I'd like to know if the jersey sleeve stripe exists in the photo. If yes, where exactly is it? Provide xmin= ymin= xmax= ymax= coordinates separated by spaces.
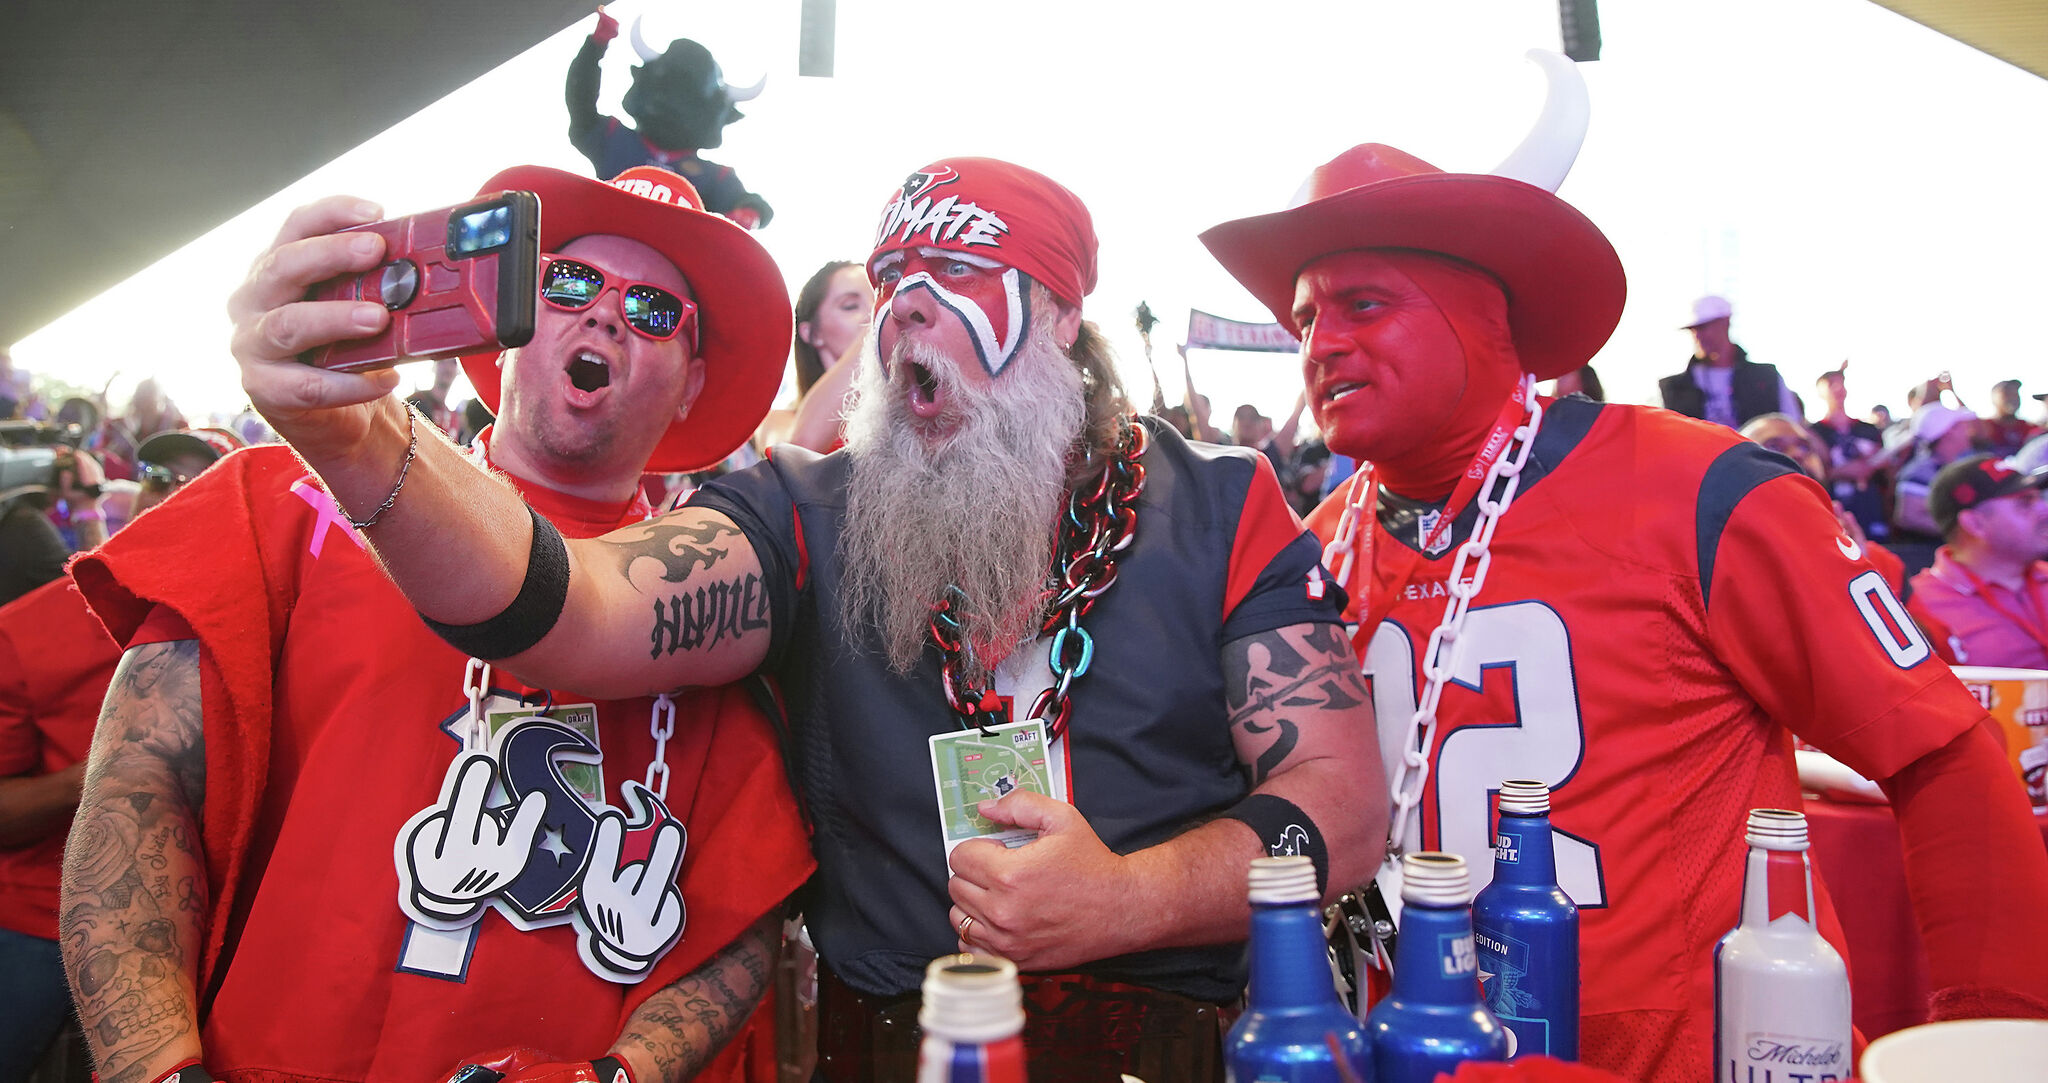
xmin=1696 ymin=443 xmax=1799 ymax=610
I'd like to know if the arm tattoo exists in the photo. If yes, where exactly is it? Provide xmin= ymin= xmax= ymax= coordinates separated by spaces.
xmin=1224 ymin=624 xmax=1367 ymax=786
xmin=648 ymin=575 xmax=770 ymax=658
xmin=615 ymin=912 xmax=778 ymax=1083
xmin=62 ymin=640 xmax=207 ymax=1083
xmin=593 ymin=516 xmax=773 ymax=659
xmin=597 ymin=517 xmax=744 ymax=585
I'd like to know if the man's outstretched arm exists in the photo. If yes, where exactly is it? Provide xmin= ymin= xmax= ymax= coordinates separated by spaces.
xmin=62 ymin=640 xmax=207 ymax=1083
xmin=228 ymin=197 xmax=772 ymax=698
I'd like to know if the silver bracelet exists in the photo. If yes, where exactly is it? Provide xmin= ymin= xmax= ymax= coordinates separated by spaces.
xmin=344 ymin=405 xmax=418 ymax=530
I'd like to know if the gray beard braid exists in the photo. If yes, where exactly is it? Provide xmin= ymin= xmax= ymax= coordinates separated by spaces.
xmin=839 ymin=310 xmax=1087 ymax=680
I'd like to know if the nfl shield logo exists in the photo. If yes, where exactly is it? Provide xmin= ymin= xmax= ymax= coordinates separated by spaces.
xmin=1418 ymin=509 xmax=1453 ymax=555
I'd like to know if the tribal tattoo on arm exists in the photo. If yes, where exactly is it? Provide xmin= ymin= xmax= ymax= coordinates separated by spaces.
xmin=590 ymin=513 xmax=772 ymax=661
xmin=1223 ymin=623 xmax=1371 ymax=786
xmin=61 ymin=640 xmax=208 ymax=1083
xmin=612 ymin=909 xmax=780 ymax=1083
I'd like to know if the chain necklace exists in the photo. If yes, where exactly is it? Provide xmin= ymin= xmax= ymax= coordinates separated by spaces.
xmin=929 ymin=414 xmax=1148 ymax=742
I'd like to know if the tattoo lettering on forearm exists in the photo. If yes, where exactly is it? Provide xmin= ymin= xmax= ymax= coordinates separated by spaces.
xmin=1225 ymin=624 xmax=1370 ymax=785
xmin=601 ymin=518 xmax=743 ymax=584
xmin=649 ymin=574 xmax=770 ymax=658
xmin=617 ymin=915 xmax=777 ymax=1083
xmin=62 ymin=640 xmax=207 ymax=1083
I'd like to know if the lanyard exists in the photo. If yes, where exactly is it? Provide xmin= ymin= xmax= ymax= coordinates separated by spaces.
xmin=1349 ymin=380 xmax=1535 ymax=637
xmin=1949 ymin=561 xmax=2048 ymax=654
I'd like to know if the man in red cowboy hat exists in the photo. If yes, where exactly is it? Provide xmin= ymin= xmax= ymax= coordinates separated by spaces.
xmin=1200 ymin=123 xmax=2048 ymax=1078
xmin=61 ymin=165 xmax=813 ymax=1083
xmin=226 ymin=155 xmax=1383 ymax=1081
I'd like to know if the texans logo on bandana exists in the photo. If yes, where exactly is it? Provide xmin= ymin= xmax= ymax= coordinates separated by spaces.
xmin=901 ymin=165 xmax=959 ymax=202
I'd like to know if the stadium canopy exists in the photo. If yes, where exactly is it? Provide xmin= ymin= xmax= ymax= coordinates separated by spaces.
xmin=0 ymin=0 xmax=592 ymax=347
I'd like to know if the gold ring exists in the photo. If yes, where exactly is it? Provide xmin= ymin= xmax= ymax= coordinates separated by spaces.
xmin=957 ymin=914 xmax=976 ymax=942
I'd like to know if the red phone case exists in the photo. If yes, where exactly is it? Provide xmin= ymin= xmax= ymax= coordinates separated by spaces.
xmin=301 ymin=191 xmax=540 ymax=373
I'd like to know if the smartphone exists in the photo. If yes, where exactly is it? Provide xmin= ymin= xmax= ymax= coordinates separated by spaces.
xmin=301 ymin=190 xmax=540 ymax=373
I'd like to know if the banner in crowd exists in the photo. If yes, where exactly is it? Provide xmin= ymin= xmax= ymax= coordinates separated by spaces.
xmin=1186 ymin=310 xmax=1299 ymax=353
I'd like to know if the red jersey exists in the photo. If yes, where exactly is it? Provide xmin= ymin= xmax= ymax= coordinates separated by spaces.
xmin=1308 ymin=398 xmax=1981 ymax=1082
xmin=0 ymin=577 xmax=121 ymax=939
xmin=71 ymin=445 xmax=813 ymax=1083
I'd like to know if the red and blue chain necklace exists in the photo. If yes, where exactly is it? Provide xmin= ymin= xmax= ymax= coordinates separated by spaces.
xmin=928 ymin=415 xmax=1147 ymax=741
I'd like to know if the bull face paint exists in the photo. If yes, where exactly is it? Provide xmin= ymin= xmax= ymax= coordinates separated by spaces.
xmin=873 ymin=247 xmax=1031 ymax=377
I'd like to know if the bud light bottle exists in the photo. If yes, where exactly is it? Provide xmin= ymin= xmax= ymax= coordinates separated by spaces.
xmin=1367 ymin=852 xmax=1510 ymax=1083
xmin=1225 ymin=855 xmax=1369 ymax=1082
xmin=1471 ymin=780 xmax=1579 ymax=1060
xmin=917 ymin=952 xmax=1028 ymax=1083
xmin=1713 ymin=809 xmax=1851 ymax=1083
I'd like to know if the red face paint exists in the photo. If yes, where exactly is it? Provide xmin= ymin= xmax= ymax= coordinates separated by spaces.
xmin=873 ymin=248 xmax=1030 ymax=376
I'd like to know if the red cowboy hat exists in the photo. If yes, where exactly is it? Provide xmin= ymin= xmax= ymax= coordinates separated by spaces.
xmin=1198 ymin=143 xmax=1625 ymax=381
xmin=460 ymin=165 xmax=790 ymax=473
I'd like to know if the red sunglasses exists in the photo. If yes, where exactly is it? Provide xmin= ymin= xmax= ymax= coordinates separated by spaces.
xmin=540 ymin=255 xmax=698 ymax=350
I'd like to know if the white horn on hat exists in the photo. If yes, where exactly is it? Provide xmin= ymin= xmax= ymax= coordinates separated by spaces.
xmin=629 ymin=15 xmax=661 ymax=63
xmin=724 ymin=74 xmax=767 ymax=103
xmin=1489 ymin=48 xmax=1590 ymax=194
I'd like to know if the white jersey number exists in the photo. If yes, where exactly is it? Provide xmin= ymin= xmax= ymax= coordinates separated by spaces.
xmin=1848 ymin=569 xmax=1932 ymax=668
xmin=1363 ymin=601 xmax=1606 ymax=905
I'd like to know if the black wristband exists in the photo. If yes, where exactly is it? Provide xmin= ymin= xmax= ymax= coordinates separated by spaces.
xmin=1223 ymin=793 xmax=1329 ymax=897
xmin=590 ymin=1056 xmax=632 ymax=1083
xmin=153 ymin=1062 xmax=219 ymax=1083
xmin=421 ymin=504 xmax=570 ymax=661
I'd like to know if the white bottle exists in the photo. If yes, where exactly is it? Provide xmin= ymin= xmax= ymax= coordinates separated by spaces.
xmin=1713 ymin=809 xmax=1852 ymax=1083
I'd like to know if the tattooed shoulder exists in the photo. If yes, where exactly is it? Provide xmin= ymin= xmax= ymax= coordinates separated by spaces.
xmin=1222 ymin=623 xmax=1369 ymax=785
xmin=98 ymin=639 xmax=205 ymax=811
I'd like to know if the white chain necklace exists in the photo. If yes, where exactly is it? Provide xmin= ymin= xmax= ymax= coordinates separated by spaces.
xmin=1326 ymin=375 xmax=1546 ymax=863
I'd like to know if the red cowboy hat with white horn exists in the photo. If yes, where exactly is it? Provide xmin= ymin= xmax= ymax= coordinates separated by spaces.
xmin=1199 ymin=50 xmax=1625 ymax=381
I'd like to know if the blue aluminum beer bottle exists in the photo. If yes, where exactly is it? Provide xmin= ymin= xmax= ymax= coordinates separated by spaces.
xmin=1367 ymin=852 xmax=1510 ymax=1083
xmin=1471 ymin=779 xmax=1579 ymax=1060
xmin=1225 ymin=855 xmax=1370 ymax=1082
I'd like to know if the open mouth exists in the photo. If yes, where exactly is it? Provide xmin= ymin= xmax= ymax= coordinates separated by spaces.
xmin=906 ymin=360 xmax=942 ymax=417
xmin=1323 ymin=380 xmax=1367 ymax=405
xmin=567 ymin=351 xmax=611 ymax=393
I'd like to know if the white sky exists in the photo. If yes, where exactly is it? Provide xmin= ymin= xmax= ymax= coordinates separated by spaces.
xmin=14 ymin=0 xmax=2048 ymax=430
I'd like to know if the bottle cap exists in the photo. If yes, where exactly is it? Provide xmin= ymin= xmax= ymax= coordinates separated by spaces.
xmin=1247 ymin=854 xmax=1319 ymax=905
xmin=1744 ymin=808 xmax=1809 ymax=852
xmin=919 ymin=952 xmax=1024 ymax=1043
xmin=1498 ymin=779 xmax=1551 ymax=815
xmin=1400 ymin=851 xmax=1471 ymax=906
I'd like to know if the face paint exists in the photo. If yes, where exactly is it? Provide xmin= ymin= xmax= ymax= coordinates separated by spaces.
xmin=873 ymin=247 xmax=1031 ymax=377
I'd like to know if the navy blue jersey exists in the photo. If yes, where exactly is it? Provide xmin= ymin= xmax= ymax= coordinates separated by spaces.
xmin=691 ymin=417 xmax=1341 ymax=1000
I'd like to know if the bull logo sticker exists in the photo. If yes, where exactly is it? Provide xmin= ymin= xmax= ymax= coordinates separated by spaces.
xmin=395 ymin=716 xmax=687 ymax=983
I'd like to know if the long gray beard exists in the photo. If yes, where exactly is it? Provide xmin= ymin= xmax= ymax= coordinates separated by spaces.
xmin=839 ymin=320 xmax=1086 ymax=680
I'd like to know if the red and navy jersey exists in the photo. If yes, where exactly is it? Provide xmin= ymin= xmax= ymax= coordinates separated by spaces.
xmin=0 ymin=577 xmax=121 ymax=940
xmin=1308 ymin=397 xmax=1980 ymax=1082
xmin=71 ymin=446 xmax=812 ymax=1083
xmin=691 ymin=416 xmax=1340 ymax=1003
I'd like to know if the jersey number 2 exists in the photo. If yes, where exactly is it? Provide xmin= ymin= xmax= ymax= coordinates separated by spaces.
xmin=1363 ymin=601 xmax=1606 ymax=905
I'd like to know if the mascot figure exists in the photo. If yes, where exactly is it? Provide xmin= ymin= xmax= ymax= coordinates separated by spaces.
xmin=567 ymin=9 xmax=773 ymax=228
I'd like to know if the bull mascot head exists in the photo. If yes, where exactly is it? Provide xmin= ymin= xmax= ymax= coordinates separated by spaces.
xmin=568 ymin=12 xmax=773 ymax=228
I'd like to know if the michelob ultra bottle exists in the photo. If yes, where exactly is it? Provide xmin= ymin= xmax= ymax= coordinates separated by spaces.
xmin=1471 ymin=779 xmax=1579 ymax=1060
xmin=1713 ymin=809 xmax=1851 ymax=1083
xmin=917 ymin=952 xmax=1028 ymax=1083
xmin=1367 ymin=852 xmax=1511 ymax=1083
xmin=1224 ymin=855 xmax=1370 ymax=1082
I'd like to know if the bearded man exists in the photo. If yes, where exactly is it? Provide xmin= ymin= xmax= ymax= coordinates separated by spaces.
xmin=232 ymin=157 xmax=1384 ymax=1083
xmin=1198 ymin=58 xmax=2048 ymax=1082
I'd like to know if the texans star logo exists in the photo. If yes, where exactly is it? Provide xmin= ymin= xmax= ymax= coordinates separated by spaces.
xmin=900 ymin=165 xmax=959 ymax=202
